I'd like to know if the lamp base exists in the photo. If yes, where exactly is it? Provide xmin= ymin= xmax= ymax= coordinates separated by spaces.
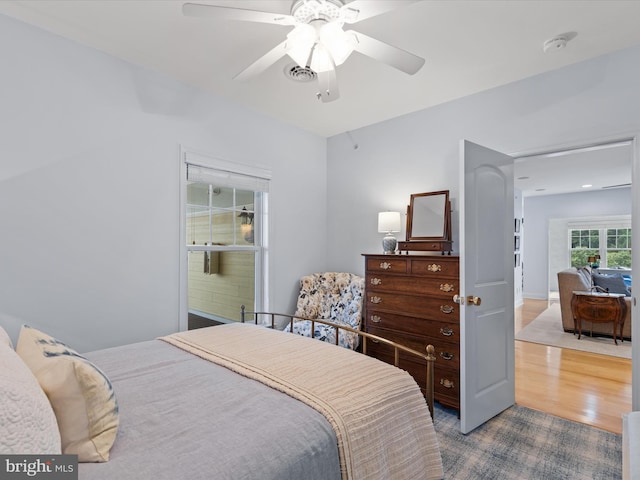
xmin=382 ymin=234 xmax=397 ymax=254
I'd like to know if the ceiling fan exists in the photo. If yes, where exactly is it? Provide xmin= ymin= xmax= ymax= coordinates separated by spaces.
xmin=182 ymin=0 xmax=425 ymax=103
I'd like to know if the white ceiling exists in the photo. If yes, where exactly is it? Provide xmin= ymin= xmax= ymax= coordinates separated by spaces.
xmin=0 ymin=0 xmax=636 ymax=195
xmin=514 ymin=140 xmax=633 ymax=198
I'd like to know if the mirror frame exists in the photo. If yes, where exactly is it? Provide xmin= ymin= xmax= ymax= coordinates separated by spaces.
xmin=406 ymin=190 xmax=451 ymax=241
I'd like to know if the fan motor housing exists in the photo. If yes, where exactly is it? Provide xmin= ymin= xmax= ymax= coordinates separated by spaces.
xmin=291 ymin=0 xmax=344 ymax=24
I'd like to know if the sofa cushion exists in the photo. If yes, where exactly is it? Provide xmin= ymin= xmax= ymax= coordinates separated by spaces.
xmin=593 ymin=272 xmax=630 ymax=295
xmin=576 ymin=266 xmax=592 ymax=286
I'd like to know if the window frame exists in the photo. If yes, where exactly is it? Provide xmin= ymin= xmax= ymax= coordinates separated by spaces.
xmin=179 ymin=147 xmax=270 ymax=331
xmin=568 ymin=216 xmax=632 ymax=269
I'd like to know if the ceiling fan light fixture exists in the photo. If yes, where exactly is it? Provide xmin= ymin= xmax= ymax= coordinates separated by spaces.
xmin=319 ymin=22 xmax=356 ymax=66
xmin=310 ymin=43 xmax=334 ymax=72
xmin=286 ymin=24 xmax=316 ymax=66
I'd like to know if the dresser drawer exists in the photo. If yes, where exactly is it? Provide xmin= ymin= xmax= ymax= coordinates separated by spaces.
xmin=366 ymin=292 xmax=459 ymax=321
xmin=366 ymin=273 xmax=458 ymax=297
xmin=367 ymin=348 xmax=459 ymax=403
xmin=366 ymin=325 xmax=460 ymax=369
xmin=366 ymin=310 xmax=459 ymax=344
xmin=410 ymin=257 xmax=459 ymax=277
xmin=365 ymin=256 xmax=408 ymax=274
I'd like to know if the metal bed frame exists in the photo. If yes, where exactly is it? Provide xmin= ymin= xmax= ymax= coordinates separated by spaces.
xmin=240 ymin=305 xmax=437 ymax=419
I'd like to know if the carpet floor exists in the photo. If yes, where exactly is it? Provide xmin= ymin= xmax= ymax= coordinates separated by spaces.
xmin=433 ymin=403 xmax=622 ymax=479
xmin=515 ymin=303 xmax=631 ymax=359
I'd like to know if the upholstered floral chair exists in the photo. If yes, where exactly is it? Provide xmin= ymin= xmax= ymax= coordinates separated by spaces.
xmin=284 ymin=272 xmax=364 ymax=350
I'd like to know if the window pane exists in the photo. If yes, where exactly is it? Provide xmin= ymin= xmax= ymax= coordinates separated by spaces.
xmin=187 ymin=250 xmax=255 ymax=322
xmin=187 ymin=182 xmax=209 ymax=207
xmin=210 ymin=186 xmax=234 ymax=209
xmin=187 ymin=207 xmax=210 ymax=245
xmin=571 ymin=250 xmax=598 ymax=268
xmin=607 ymin=250 xmax=632 ymax=268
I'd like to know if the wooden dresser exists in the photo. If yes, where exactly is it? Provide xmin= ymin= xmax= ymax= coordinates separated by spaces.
xmin=362 ymin=254 xmax=460 ymax=412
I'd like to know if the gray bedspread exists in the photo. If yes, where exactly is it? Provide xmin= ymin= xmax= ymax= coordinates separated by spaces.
xmin=79 ymin=339 xmax=341 ymax=480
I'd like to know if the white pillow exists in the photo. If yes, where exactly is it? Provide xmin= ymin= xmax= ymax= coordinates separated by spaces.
xmin=16 ymin=325 xmax=119 ymax=462
xmin=0 ymin=340 xmax=61 ymax=454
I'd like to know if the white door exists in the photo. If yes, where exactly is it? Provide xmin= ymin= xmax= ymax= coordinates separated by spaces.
xmin=459 ymin=140 xmax=515 ymax=433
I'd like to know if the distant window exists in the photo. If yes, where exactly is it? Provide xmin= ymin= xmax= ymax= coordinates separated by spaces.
xmin=569 ymin=221 xmax=631 ymax=268
xmin=606 ymin=228 xmax=632 ymax=268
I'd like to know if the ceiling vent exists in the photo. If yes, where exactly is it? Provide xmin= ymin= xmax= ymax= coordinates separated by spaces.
xmin=284 ymin=64 xmax=317 ymax=82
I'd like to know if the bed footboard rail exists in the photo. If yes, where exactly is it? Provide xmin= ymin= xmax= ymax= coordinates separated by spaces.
xmin=240 ymin=305 xmax=436 ymax=419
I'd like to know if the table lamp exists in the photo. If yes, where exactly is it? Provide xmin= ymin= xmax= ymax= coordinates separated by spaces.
xmin=378 ymin=211 xmax=401 ymax=254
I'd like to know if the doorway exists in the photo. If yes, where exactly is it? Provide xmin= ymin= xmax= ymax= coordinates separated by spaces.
xmin=512 ymin=138 xmax=634 ymax=432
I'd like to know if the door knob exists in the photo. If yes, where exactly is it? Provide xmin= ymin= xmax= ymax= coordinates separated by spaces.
xmin=452 ymin=294 xmax=463 ymax=304
xmin=467 ymin=295 xmax=482 ymax=306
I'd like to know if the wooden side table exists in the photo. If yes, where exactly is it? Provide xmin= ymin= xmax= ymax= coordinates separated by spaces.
xmin=571 ymin=291 xmax=627 ymax=345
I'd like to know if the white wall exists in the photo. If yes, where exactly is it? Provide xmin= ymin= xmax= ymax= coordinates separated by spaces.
xmin=326 ymin=43 xmax=640 ymax=278
xmin=523 ymin=188 xmax=632 ymax=299
xmin=0 ymin=15 xmax=328 ymax=351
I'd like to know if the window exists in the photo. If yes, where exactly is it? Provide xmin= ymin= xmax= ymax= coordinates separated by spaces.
xmin=569 ymin=219 xmax=631 ymax=268
xmin=181 ymin=150 xmax=270 ymax=329
xmin=607 ymin=228 xmax=632 ymax=268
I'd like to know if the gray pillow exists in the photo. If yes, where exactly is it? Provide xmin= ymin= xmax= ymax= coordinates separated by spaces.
xmin=576 ymin=267 xmax=592 ymax=286
xmin=592 ymin=272 xmax=630 ymax=295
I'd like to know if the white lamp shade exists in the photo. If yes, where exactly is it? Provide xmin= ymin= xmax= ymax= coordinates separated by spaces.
xmin=378 ymin=211 xmax=401 ymax=233
xmin=286 ymin=24 xmax=316 ymax=67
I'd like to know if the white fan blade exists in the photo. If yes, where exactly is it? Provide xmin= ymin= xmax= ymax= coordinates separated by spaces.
xmin=348 ymin=30 xmax=425 ymax=75
xmin=183 ymin=3 xmax=296 ymax=26
xmin=234 ymin=39 xmax=289 ymax=81
xmin=316 ymin=67 xmax=339 ymax=103
xmin=341 ymin=0 xmax=421 ymax=24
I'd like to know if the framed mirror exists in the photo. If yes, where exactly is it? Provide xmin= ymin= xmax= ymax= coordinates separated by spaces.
xmin=400 ymin=190 xmax=452 ymax=254
xmin=407 ymin=190 xmax=450 ymax=240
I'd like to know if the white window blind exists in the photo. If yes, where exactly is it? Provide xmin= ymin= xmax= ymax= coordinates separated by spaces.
xmin=187 ymin=164 xmax=270 ymax=192
xmin=567 ymin=215 xmax=630 ymax=230
xmin=184 ymin=150 xmax=271 ymax=192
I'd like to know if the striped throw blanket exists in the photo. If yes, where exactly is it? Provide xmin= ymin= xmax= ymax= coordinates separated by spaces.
xmin=161 ymin=323 xmax=443 ymax=480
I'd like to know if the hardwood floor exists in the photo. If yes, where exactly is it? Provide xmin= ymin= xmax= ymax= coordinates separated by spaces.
xmin=515 ymin=298 xmax=632 ymax=434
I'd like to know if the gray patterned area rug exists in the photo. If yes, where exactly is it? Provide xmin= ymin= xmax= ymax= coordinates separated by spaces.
xmin=433 ymin=403 xmax=622 ymax=479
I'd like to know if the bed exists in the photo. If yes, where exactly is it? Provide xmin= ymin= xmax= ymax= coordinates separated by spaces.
xmin=2 ymin=320 xmax=443 ymax=480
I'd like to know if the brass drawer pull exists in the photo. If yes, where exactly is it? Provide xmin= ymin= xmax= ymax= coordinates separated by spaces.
xmin=370 ymin=277 xmax=382 ymax=285
xmin=371 ymin=338 xmax=380 ymax=344
xmin=427 ymin=264 xmax=441 ymax=272
xmin=440 ymin=327 xmax=454 ymax=337
xmin=370 ymin=315 xmax=382 ymax=323
xmin=439 ymin=352 xmax=454 ymax=361
xmin=370 ymin=296 xmax=382 ymax=304
xmin=379 ymin=262 xmax=392 ymax=270
xmin=440 ymin=378 xmax=455 ymax=389
xmin=440 ymin=305 xmax=454 ymax=314
xmin=440 ymin=283 xmax=455 ymax=292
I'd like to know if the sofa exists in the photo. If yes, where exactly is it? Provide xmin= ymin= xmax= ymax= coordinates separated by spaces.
xmin=557 ymin=267 xmax=632 ymax=340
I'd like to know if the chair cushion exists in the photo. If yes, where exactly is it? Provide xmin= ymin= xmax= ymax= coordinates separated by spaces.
xmin=16 ymin=325 xmax=119 ymax=462
xmin=290 ymin=319 xmax=360 ymax=350
xmin=289 ymin=272 xmax=364 ymax=349
xmin=593 ymin=272 xmax=631 ymax=295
